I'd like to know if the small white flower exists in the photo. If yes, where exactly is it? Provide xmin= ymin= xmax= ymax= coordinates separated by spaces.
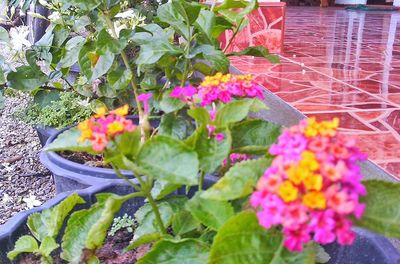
xmin=115 ymin=9 xmax=136 ymax=19
xmin=2 ymin=193 xmax=12 ymax=204
xmin=23 ymin=194 xmax=42 ymax=209
xmin=48 ymin=11 xmax=61 ymax=22
xmin=9 ymin=26 xmax=31 ymax=51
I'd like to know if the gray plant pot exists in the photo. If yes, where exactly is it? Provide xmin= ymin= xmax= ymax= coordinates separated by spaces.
xmin=0 ymin=180 xmax=399 ymax=264
xmin=0 ymin=178 xmax=217 ymax=263
xmin=35 ymin=125 xmax=59 ymax=147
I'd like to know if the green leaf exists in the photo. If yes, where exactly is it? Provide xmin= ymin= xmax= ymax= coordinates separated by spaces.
xmin=172 ymin=210 xmax=200 ymax=235
xmin=159 ymin=91 xmax=185 ymax=113
xmin=193 ymin=62 xmax=214 ymax=76
xmin=61 ymin=194 xmax=127 ymax=264
xmin=97 ymin=29 xmax=127 ymax=55
xmin=214 ymin=0 xmax=248 ymax=11
xmin=60 ymin=36 xmax=85 ymax=68
xmin=38 ymin=236 xmax=59 ymax=256
xmin=7 ymin=235 xmax=39 ymax=260
xmin=172 ymin=0 xmax=202 ymax=25
xmin=231 ymin=119 xmax=281 ymax=155
xmin=159 ymin=113 xmax=191 ymax=140
xmin=136 ymin=136 xmax=199 ymax=186
xmin=151 ymin=180 xmax=181 ymax=200
xmin=202 ymin=158 xmax=272 ymax=201
xmin=79 ymin=42 xmax=114 ymax=82
xmin=44 ymin=127 xmax=96 ymax=154
xmin=195 ymin=9 xmax=216 ymax=45
xmin=125 ymin=233 xmax=162 ymax=252
xmin=27 ymin=193 xmax=85 ymax=241
xmin=134 ymin=202 xmax=173 ymax=239
xmin=209 ymin=211 xmax=281 ymax=263
xmin=217 ymin=0 xmax=258 ymax=24
xmin=157 ymin=2 xmax=189 ymax=39
xmin=187 ymin=108 xmax=211 ymax=127
xmin=355 ymin=180 xmax=400 ymax=238
xmin=215 ymin=99 xmax=255 ymax=126
xmin=137 ymin=238 xmax=209 ymax=264
xmin=7 ymin=66 xmax=48 ymax=91
xmin=107 ymin=67 xmax=132 ymax=90
xmin=227 ymin=46 xmax=280 ymax=63
xmin=194 ymin=127 xmax=231 ymax=174
xmin=190 ymin=45 xmax=229 ymax=73
xmin=136 ymin=41 xmax=182 ymax=65
xmin=104 ymin=128 xmax=141 ymax=168
xmin=33 ymin=90 xmax=61 ymax=108
xmin=315 ymin=243 xmax=331 ymax=263
xmin=186 ymin=194 xmax=234 ymax=231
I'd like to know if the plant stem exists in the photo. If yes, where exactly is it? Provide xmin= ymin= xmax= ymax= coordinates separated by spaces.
xmin=270 ymin=239 xmax=284 ymax=264
xmin=223 ymin=18 xmax=245 ymax=53
xmin=199 ymin=171 xmax=205 ymax=191
xmin=147 ymin=193 xmax=167 ymax=235
xmin=103 ymin=12 xmax=147 ymax=142
xmin=112 ymin=165 xmax=142 ymax=191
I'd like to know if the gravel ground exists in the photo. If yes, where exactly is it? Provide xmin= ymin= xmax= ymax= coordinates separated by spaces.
xmin=0 ymin=94 xmax=55 ymax=225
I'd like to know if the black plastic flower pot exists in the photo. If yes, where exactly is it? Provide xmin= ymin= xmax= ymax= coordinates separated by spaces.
xmin=40 ymin=116 xmax=160 ymax=194
xmin=0 ymin=179 xmax=399 ymax=263
xmin=35 ymin=125 xmax=59 ymax=147
xmin=0 ymin=177 xmax=218 ymax=263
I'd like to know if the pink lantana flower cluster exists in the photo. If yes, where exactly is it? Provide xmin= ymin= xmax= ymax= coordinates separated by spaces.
xmin=77 ymin=105 xmax=136 ymax=152
xmin=170 ymin=73 xmax=264 ymax=106
xmin=250 ymin=118 xmax=367 ymax=252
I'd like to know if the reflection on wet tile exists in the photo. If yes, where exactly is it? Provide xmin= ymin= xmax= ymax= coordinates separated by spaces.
xmin=231 ymin=7 xmax=400 ymax=178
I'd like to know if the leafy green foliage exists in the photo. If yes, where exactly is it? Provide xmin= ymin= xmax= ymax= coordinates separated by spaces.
xmin=202 ymin=158 xmax=272 ymax=201
xmin=7 ymin=236 xmax=39 ymax=260
xmin=227 ymin=46 xmax=280 ymax=63
xmin=22 ymin=92 xmax=94 ymax=129
xmin=209 ymin=211 xmax=314 ymax=264
xmin=159 ymin=113 xmax=193 ymax=140
xmin=193 ymin=127 xmax=231 ymax=174
xmin=61 ymin=194 xmax=128 ymax=263
xmin=186 ymin=194 xmax=234 ymax=231
xmin=137 ymin=238 xmax=210 ymax=264
xmin=231 ymin=119 xmax=282 ymax=154
xmin=215 ymin=99 xmax=266 ymax=126
xmin=44 ymin=127 xmax=95 ymax=154
xmin=136 ymin=136 xmax=199 ymax=185
xmin=172 ymin=210 xmax=200 ymax=235
xmin=109 ymin=213 xmax=136 ymax=236
xmin=355 ymin=180 xmax=400 ymax=238
xmin=7 ymin=66 xmax=48 ymax=92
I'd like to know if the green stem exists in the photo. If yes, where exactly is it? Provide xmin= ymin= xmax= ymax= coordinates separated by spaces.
xmin=199 ymin=171 xmax=205 ymax=191
xmin=270 ymin=239 xmax=284 ymax=264
xmin=147 ymin=193 xmax=167 ymax=235
xmin=223 ymin=18 xmax=245 ymax=53
xmin=103 ymin=11 xmax=147 ymax=142
xmin=112 ymin=165 xmax=142 ymax=191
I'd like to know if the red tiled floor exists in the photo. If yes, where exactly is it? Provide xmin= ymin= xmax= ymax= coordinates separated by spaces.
xmin=232 ymin=7 xmax=400 ymax=179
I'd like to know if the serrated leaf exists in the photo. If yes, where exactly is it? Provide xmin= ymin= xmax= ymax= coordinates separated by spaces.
xmin=7 ymin=235 xmax=39 ymax=260
xmin=159 ymin=91 xmax=186 ymax=113
xmin=61 ymin=194 xmax=127 ymax=264
xmin=27 ymin=193 xmax=85 ymax=241
xmin=151 ymin=180 xmax=181 ymax=200
xmin=125 ymin=233 xmax=161 ymax=252
xmin=186 ymin=194 xmax=234 ymax=231
xmin=209 ymin=211 xmax=282 ymax=264
xmin=202 ymin=158 xmax=271 ymax=201
xmin=44 ymin=127 xmax=96 ymax=154
xmin=172 ymin=210 xmax=200 ymax=235
xmin=159 ymin=113 xmax=191 ymax=140
xmin=215 ymin=99 xmax=255 ymax=126
xmin=137 ymin=238 xmax=209 ymax=264
xmin=136 ymin=136 xmax=199 ymax=185
xmin=38 ymin=236 xmax=58 ymax=256
xmin=133 ymin=202 xmax=173 ymax=240
xmin=231 ymin=119 xmax=281 ymax=155
xmin=355 ymin=180 xmax=400 ymax=238
xmin=194 ymin=127 xmax=231 ymax=174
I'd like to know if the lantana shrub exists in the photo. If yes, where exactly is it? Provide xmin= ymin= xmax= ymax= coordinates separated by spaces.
xmin=8 ymin=73 xmax=400 ymax=263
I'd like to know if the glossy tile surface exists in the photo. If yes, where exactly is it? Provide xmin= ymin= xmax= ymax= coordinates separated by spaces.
xmin=232 ymin=7 xmax=400 ymax=179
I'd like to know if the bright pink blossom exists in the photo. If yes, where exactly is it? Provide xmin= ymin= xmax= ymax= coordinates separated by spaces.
xmin=138 ymin=93 xmax=153 ymax=115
